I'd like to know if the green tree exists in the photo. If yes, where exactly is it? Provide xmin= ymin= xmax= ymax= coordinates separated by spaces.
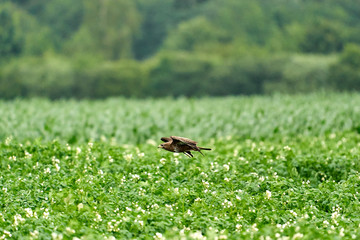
xmin=0 ymin=55 xmax=75 ymax=99
xmin=0 ymin=3 xmax=23 ymax=59
xmin=263 ymin=55 xmax=335 ymax=94
xmin=164 ymin=17 xmax=229 ymax=52
xmin=67 ymin=0 xmax=141 ymax=60
xmin=0 ymin=2 xmax=53 ymax=59
xmin=300 ymin=21 xmax=344 ymax=53
xmin=173 ymin=0 xmax=208 ymax=9
xmin=207 ymin=0 xmax=274 ymax=45
xmin=42 ymin=0 xmax=84 ymax=49
xmin=329 ymin=44 xmax=360 ymax=91
xmin=75 ymin=60 xmax=146 ymax=98
xmin=133 ymin=0 xmax=173 ymax=59
xmin=147 ymin=51 xmax=216 ymax=97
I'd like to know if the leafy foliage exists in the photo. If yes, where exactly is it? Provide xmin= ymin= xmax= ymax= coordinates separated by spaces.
xmin=0 ymin=93 xmax=359 ymax=144
xmin=1 ymin=94 xmax=360 ymax=239
xmin=1 ymin=0 xmax=360 ymax=98
xmin=329 ymin=44 xmax=360 ymax=91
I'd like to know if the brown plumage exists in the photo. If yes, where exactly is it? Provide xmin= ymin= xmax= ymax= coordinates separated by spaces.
xmin=158 ymin=136 xmax=211 ymax=158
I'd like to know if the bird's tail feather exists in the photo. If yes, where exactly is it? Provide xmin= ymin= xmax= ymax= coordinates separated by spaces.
xmin=199 ymin=147 xmax=211 ymax=151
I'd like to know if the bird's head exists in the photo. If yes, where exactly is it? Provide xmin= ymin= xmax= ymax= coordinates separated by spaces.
xmin=158 ymin=143 xmax=165 ymax=149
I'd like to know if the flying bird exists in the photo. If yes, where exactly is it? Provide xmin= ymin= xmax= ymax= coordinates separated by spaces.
xmin=158 ymin=136 xmax=211 ymax=158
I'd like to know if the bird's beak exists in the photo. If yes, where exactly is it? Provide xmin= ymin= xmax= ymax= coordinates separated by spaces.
xmin=158 ymin=145 xmax=163 ymax=148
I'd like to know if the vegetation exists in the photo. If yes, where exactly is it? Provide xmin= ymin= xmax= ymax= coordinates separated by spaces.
xmin=1 ymin=93 xmax=360 ymax=144
xmin=1 ymin=94 xmax=360 ymax=239
xmin=1 ymin=0 xmax=360 ymax=98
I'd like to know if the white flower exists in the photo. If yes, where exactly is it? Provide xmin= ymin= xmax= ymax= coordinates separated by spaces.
xmin=292 ymin=233 xmax=304 ymax=239
xmin=187 ymin=209 xmax=193 ymax=216
xmin=124 ymin=154 xmax=133 ymax=162
xmin=43 ymin=209 xmax=50 ymax=219
xmin=233 ymin=149 xmax=239 ymax=156
xmin=131 ymin=174 xmax=140 ymax=180
xmin=104 ymin=237 xmax=116 ymax=240
xmin=331 ymin=211 xmax=340 ymax=219
xmin=25 ymin=152 xmax=32 ymax=159
xmin=24 ymin=208 xmax=34 ymax=218
xmin=329 ymin=133 xmax=336 ymax=139
xmin=3 ymin=230 xmax=11 ymax=237
xmin=251 ymin=223 xmax=259 ymax=232
xmin=222 ymin=199 xmax=233 ymax=208
xmin=289 ymin=210 xmax=297 ymax=217
xmin=223 ymin=164 xmax=230 ymax=171
xmin=14 ymin=214 xmax=25 ymax=226
xmin=339 ymin=228 xmax=345 ymax=237
xmin=189 ymin=231 xmax=206 ymax=240
xmin=138 ymin=152 xmax=145 ymax=158
xmin=30 ymin=230 xmax=39 ymax=238
xmin=5 ymin=136 xmax=12 ymax=145
xmin=51 ymin=156 xmax=60 ymax=164
xmin=146 ymin=139 xmax=157 ymax=146
xmin=51 ymin=232 xmax=63 ymax=240
xmin=44 ymin=168 xmax=51 ymax=174
xmin=283 ymin=146 xmax=291 ymax=151
xmin=224 ymin=177 xmax=230 ymax=182
xmin=66 ymin=227 xmax=75 ymax=234
xmin=94 ymin=212 xmax=102 ymax=222
xmin=202 ymin=180 xmax=210 ymax=188
xmin=154 ymin=232 xmax=165 ymax=240
xmin=165 ymin=204 xmax=173 ymax=210
xmin=77 ymin=203 xmax=84 ymax=211
xmin=265 ymin=190 xmax=272 ymax=199
xmin=76 ymin=147 xmax=82 ymax=154
xmin=55 ymin=164 xmax=60 ymax=172
xmin=160 ymin=158 xmax=166 ymax=164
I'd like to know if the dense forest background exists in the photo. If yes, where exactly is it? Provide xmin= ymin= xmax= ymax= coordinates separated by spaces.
xmin=1 ymin=0 xmax=360 ymax=99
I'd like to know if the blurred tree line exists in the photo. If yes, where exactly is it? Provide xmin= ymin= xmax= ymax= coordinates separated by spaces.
xmin=1 ymin=0 xmax=360 ymax=99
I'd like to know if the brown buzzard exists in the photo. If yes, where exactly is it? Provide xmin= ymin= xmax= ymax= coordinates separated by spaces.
xmin=158 ymin=136 xmax=211 ymax=158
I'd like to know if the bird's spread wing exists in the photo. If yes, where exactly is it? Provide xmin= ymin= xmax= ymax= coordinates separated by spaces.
xmin=170 ymin=136 xmax=197 ymax=146
xmin=161 ymin=137 xmax=172 ymax=142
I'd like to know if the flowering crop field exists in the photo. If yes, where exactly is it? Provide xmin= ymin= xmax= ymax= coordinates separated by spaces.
xmin=1 ymin=93 xmax=360 ymax=239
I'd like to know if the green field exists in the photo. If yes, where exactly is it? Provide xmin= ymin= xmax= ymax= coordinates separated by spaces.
xmin=1 ymin=93 xmax=360 ymax=239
